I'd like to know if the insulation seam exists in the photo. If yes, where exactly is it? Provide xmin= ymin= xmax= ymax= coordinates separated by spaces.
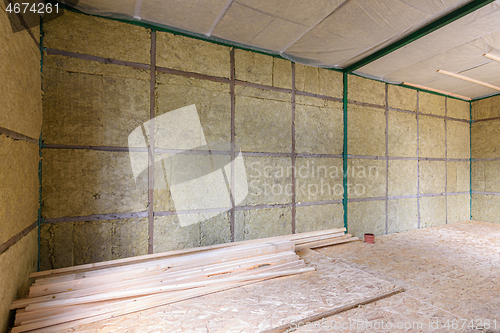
xmin=205 ymin=0 xmax=234 ymax=37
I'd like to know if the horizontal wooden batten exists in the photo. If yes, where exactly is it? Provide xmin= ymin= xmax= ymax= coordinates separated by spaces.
xmin=43 ymin=144 xmax=147 ymax=152
xmin=45 ymin=48 xmax=151 ymax=70
xmin=0 ymin=126 xmax=38 ymax=145
xmin=41 ymin=188 xmax=470 ymax=226
xmin=385 ymin=106 xmax=469 ymax=123
xmin=296 ymin=91 xmax=342 ymax=102
xmin=44 ymin=48 xmax=352 ymax=106
xmin=0 ymin=221 xmax=37 ymax=256
xmin=43 ymin=212 xmax=148 ymax=224
xmin=471 ymin=191 xmax=500 ymax=196
xmin=350 ymin=155 xmax=469 ymax=162
xmin=295 ymin=153 xmax=342 ymax=159
xmin=472 ymin=158 xmax=500 ymax=162
xmin=348 ymin=100 xmax=385 ymax=110
xmin=154 ymin=208 xmax=231 ymax=216
xmin=156 ymin=66 xmax=230 ymax=84
xmin=235 ymin=80 xmax=292 ymax=94
xmin=472 ymin=116 xmax=500 ymax=123
xmin=241 ymin=151 xmax=291 ymax=157
xmin=155 ymin=148 xmax=230 ymax=155
xmin=296 ymin=200 xmax=343 ymax=206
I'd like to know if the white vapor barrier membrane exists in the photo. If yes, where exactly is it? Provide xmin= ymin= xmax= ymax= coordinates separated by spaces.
xmin=360 ymin=0 xmax=500 ymax=99
xmin=65 ymin=0 xmax=470 ymax=68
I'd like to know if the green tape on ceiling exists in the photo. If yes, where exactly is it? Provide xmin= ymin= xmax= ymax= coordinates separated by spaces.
xmin=470 ymin=91 xmax=500 ymax=102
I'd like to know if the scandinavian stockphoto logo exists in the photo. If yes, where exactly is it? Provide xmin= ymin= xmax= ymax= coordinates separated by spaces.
xmin=128 ymin=105 xmax=248 ymax=227
xmin=4 ymin=0 xmax=79 ymax=33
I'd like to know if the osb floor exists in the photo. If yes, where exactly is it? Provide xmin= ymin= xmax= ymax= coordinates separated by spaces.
xmin=296 ymin=220 xmax=500 ymax=332
xmin=63 ymin=221 xmax=500 ymax=333
xmin=60 ymin=247 xmax=399 ymax=333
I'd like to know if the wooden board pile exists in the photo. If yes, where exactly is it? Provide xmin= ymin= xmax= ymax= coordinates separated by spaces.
xmin=10 ymin=228 xmax=357 ymax=333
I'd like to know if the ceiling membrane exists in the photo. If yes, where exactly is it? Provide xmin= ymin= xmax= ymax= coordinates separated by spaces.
xmin=65 ymin=0 xmax=500 ymax=99
xmin=359 ymin=0 xmax=500 ymax=99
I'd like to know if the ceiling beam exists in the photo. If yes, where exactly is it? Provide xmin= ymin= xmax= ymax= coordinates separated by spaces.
xmin=343 ymin=0 xmax=495 ymax=73
xmin=437 ymin=69 xmax=500 ymax=91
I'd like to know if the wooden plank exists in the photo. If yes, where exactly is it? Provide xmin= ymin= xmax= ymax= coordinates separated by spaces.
xmin=34 ymin=241 xmax=295 ymax=285
xmin=30 ymin=228 xmax=345 ymax=279
xmin=18 ymin=254 xmax=300 ymax=311
xmin=293 ymin=232 xmax=346 ymax=245
xmin=13 ymin=268 xmax=314 ymax=332
xmin=25 ymin=262 xmax=309 ymax=312
xmin=260 ymin=287 xmax=405 ymax=333
xmin=295 ymin=236 xmax=359 ymax=251
xmin=14 ymin=281 xmax=255 ymax=333
xmin=30 ymin=241 xmax=295 ymax=287
xmin=16 ymin=258 xmax=303 ymax=324
xmin=29 ymin=242 xmax=295 ymax=297
xmin=12 ymin=252 xmax=299 ymax=309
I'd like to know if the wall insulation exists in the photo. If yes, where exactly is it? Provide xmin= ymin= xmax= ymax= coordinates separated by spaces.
xmin=40 ymin=10 xmax=473 ymax=274
xmin=471 ymin=95 xmax=500 ymax=223
xmin=347 ymin=78 xmax=470 ymax=236
xmin=0 ymin=2 xmax=42 ymax=332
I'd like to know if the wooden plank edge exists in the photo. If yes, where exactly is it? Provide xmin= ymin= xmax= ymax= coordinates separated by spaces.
xmin=260 ymin=286 xmax=405 ymax=333
xmin=29 ymin=228 xmax=346 ymax=279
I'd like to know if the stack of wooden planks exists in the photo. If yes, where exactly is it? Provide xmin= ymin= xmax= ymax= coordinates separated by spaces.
xmin=10 ymin=228 xmax=357 ymax=333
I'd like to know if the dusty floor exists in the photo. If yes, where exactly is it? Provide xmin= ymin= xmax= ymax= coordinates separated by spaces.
xmin=60 ymin=221 xmax=499 ymax=333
